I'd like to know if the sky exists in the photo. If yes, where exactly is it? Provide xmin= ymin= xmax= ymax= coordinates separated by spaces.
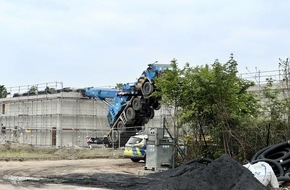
xmin=1 ymin=0 xmax=290 ymax=89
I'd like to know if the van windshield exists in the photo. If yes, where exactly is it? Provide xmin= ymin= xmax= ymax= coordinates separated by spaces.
xmin=127 ymin=137 xmax=143 ymax=144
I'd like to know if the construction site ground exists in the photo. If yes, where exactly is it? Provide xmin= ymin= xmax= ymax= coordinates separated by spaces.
xmin=1 ymin=144 xmax=290 ymax=190
xmin=0 ymin=143 xmax=148 ymax=190
xmin=0 ymin=158 xmax=146 ymax=190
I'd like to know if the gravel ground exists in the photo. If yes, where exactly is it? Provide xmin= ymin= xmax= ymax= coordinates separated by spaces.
xmin=0 ymin=158 xmax=146 ymax=190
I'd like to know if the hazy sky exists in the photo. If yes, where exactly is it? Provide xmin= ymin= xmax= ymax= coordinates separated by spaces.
xmin=1 ymin=0 xmax=289 ymax=88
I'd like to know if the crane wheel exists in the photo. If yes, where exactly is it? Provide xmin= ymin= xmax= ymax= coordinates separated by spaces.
xmin=149 ymin=109 xmax=155 ymax=119
xmin=109 ymin=130 xmax=119 ymax=143
xmin=126 ymin=107 xmax=136 ymax=120
xmin=142 ymin=81 xmax=153 ymax=96
xmin=117 ymin=121 xmax=125 ymax=132
xmin=132 ymin=97 xmax=142 ymax=111
xmin=152 ymin=101 xmax=161 ymax=110
xmin=147 ymin=108 xmax=155 ymax=119
xmin=142 ymin=117 xmax=149 ymax=125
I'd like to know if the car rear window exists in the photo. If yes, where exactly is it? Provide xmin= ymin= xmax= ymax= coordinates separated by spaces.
xmin=127 ymin=137 xmax=143 ymax=144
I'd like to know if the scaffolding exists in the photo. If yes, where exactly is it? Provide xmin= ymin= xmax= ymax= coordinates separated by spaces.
xmin=0 ymin=82 xmax=164 ymax=147
xmin=240 ymin=67 xmax=290 ymax=94
xmin=0 ymin=82 xmax=109 ymax=147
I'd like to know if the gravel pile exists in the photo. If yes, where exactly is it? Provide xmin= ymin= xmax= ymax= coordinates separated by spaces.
xmin=145 ymin=154 xmax=267 ymax=190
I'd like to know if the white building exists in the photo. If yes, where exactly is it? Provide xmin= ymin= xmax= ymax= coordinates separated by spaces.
xmin=0 ymin=82 xmax=164 ymax=147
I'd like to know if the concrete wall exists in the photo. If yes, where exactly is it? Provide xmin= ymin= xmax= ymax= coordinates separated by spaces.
xmin=0 ymin=91 xmax=164 ymax=147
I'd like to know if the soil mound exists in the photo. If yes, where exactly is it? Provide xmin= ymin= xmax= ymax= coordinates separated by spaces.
xmin=146 ymin=154 xmax=267 ymax=190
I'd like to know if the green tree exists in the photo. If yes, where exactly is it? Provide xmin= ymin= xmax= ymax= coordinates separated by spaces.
xmin=29 ymin=86 xmax=38 ymax=95
xmin=115 ymin=83 xmax=124 ymax=89
xmin=154 ymin=59 xmax=184 ymax=123
xmin=279 ymin=58 xmax=290 ymax=125
xmin=153 ymin=59 xmax=185 ymax=163
xmin=0 ymin=85 xmax=7 ymax=98
xmin=257 ymin=73 xmax=290 ymax=146
xmin=155 ymin=55 xmax=259 ymax=160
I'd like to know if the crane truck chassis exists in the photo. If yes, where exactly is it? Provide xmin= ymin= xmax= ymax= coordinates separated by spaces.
xmin=83 ymin=63 xmax=170 ymax=147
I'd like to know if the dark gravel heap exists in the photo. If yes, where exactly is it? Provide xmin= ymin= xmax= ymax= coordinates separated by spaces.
xmin=145 ymin=154 xmax=267 ymax=190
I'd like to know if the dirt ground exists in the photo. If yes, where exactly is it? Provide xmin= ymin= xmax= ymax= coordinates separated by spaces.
xmin=0 ymin=158 xmax=147 ymax=190
xmin=1 ymin=144 xmax=289 ymax=190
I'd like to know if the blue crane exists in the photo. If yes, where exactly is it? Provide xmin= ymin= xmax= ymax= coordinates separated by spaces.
xmin=83 ymin=63 xmax=170 ymax=147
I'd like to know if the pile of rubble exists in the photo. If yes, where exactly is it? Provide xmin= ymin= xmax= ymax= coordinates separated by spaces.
xmin=144 ymin=154 xmax=266 ymax=190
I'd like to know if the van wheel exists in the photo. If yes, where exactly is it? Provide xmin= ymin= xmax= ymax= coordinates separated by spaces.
xmin=131 ymin=158 xmax=140 ymax=162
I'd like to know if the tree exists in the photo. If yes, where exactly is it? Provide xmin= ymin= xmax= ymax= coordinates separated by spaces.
xmin=154 ymin=59 xmax=184 ymax=123
xmin=257 ymin=59 xmax=290 ymax=146
xmin=28 ymin=86 xmax=38 ymax=95
xmin=115 ymin=83 xmax=124 ymax=89
xmin=155 ymin=55 xmax=259 ymax=160
xmin=153 ymin=59 xmax=185 ymax=163
xmin=0 ymin=85 xmax=7 ymax=98
xmin=279 ymin=58 xmax=290 ymax=125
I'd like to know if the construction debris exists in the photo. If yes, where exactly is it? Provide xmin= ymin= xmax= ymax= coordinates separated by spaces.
xmin=145 ymin=154 xmax=266 ymax=190
xmin=244 ymin=161 xmax=279 ymax=188
xmin=251 ymin=140 xmax=290 ymax=186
